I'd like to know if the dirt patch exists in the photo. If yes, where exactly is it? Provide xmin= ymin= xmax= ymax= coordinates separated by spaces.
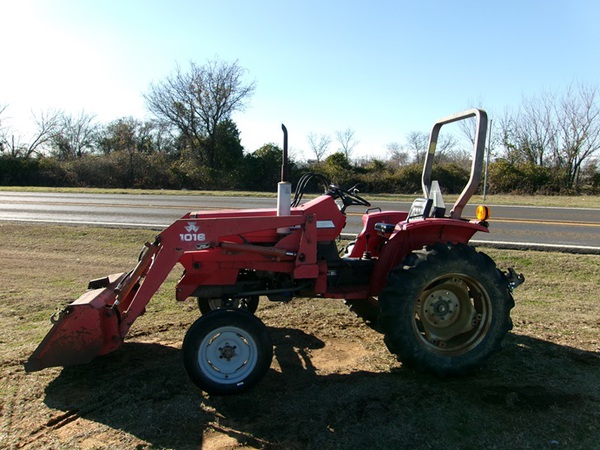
xmin=309 ymin=338 xmax=372 ymax=374
xmin=4 ymin=309 xmax=599 ymax=449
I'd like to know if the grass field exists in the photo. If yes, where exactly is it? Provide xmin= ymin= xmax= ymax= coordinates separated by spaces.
xmin=0 ymin=223 xmax=598 ymax=449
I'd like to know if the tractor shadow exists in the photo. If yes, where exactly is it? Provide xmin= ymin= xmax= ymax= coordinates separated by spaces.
xmin=43 ymin=328 xmax=600 ymax=449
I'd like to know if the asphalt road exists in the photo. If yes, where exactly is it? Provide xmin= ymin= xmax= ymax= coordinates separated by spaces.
xmin=1 ymin=191 xmax=599 ymax=252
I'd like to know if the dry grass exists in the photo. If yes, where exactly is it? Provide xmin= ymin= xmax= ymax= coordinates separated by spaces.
xmin=0 ymin=223 xmax=598 ymax=449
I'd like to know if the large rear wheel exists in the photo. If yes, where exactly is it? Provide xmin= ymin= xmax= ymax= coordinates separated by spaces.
xmin=182 ymin=309 xmax=273 ymax=395
xmin=379 ymin=243 xmax=514 ymax=376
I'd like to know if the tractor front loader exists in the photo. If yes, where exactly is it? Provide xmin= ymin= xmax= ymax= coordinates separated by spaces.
xmin=25 ymin=109 xmax=524 ymax=395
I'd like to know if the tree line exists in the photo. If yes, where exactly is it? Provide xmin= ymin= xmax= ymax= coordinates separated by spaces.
xmin=1 ymin=59 xmax=599 ymax=195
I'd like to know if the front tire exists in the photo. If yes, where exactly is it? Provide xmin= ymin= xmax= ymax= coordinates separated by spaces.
xmin=182 ymin=309 xmax=273 ymax=395
xmin=379 ymin=243 xmax=514 ymax=376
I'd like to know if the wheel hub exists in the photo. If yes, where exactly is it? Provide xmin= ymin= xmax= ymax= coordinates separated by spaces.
xmin=199 ymin=329 xmax=256 ymax=382
xmin=417 ymin=278 xmax=477 ymax=345
xmin=219 ymin=344 xmax=237 ymax=361
xmin=422 ymin=291 xmax=460 ymax=327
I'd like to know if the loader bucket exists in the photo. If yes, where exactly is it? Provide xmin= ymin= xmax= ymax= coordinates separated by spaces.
xmin=24 ymin=273 xmax=127 ymax=372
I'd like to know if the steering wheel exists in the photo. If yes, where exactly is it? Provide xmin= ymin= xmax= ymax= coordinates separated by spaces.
xmin=329 ymin=184 xmax=371 ymax=213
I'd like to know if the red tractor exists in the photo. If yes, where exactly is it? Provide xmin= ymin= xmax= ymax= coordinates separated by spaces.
xmin=25 ymin=109 xmax=524 ymax=395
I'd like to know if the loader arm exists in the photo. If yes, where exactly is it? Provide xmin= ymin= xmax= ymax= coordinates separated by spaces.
xmin=25 ymin=210 xmax=321 ymax=372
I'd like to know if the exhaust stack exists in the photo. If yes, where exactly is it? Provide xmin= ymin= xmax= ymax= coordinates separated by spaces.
xmin=277 ymin=124 xmax=291 ymax=234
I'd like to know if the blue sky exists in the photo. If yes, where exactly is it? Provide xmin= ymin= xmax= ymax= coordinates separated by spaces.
xmin=1 ymin=0 xmax=599 ymax=159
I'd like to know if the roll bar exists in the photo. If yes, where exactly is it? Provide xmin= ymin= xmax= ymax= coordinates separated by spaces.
xmin=422 ymin=108 xmax=488 ymax=219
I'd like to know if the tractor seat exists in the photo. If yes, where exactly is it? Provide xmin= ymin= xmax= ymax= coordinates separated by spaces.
xmin=374 ymin=222 xmax=396 ymax=235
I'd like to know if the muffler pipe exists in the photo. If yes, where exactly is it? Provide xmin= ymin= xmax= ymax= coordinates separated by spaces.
xmin=277 ymin=124 xmax=291 ymax=234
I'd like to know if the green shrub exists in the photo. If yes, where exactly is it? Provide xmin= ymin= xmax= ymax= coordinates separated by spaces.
xmin=487 ymin=160 xmax=553 ymax=194
xmin=0 ymin=156 xmax=39 ymax=185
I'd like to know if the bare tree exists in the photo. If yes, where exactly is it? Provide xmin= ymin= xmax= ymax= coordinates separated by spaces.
xmin=148 ymin=119 xmax=177 ymax=154
xmin=335 ymin=128 xmax=359 ymax=159
xmin=405 ymin=130 xmax=458 ymax=164
xmin=0 ymin=109 xmax=62 ymax=158
xmin=405 ymin=131 xmax=429 ymax=164
xmin=500 ymin=82 xmax=600 ymax=189
xmin=307 ymin=132 xmax=331 ymax=162
xmin=144 ymin=58 xmax=255 ymax=168
xmin=50 ymin=111 xmax=98 ymax=160
xmin=386 ymin=142 xmax=409 ymax=167
xmin=556 ymin=82 xmax=600 ymax=188
xmin=457 ymin=100 xmax=486 ymax=145
xmin=500 ymin=92 xmax=556 ymax=167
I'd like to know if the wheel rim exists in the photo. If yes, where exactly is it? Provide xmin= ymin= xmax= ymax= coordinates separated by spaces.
xmin=413 ymin=273 xmax=491 ymax=355
xmin=197 ymin=325 xmax=259 ymax=384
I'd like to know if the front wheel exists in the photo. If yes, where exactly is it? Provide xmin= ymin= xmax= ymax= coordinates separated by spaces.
xmin=379 ymin=243 xmax=514 ymax=376
xmin=182 ymin=309 xmax=273 ymax=395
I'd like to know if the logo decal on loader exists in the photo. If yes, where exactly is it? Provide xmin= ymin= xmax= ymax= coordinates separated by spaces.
xmin=185 ymin=222 xmax=200 ymax=233
xmin=180 ymin=222 xmax=206 ymax=242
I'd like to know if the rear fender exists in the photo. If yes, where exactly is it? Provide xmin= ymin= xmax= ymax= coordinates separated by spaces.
xmin=369 ymin=219 xmax=488 ymax=294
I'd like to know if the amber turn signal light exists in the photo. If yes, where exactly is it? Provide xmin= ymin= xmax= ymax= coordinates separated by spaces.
xmin=475 ymin=205 xmax=490 ymax=221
